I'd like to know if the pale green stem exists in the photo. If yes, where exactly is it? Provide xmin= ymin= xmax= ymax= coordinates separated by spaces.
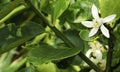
xmin=0 ymin=5 xmax=26 ymax=25
xmin=21 ymin=12 xmax=35 ymax=27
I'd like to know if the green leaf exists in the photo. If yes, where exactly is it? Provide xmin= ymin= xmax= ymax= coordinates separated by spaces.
xmin=59 ymin=0 xmax=92 ymax=23
xmin=89 ymin=0 xmax=99 ymax=7
xmin=100 ymin=0 xmax=120 ymax=18
xmin=63 ymin=30 xmax=84 ymax=50
xmin=112 ymin=24 xmax=120 ymax=67
xmin=35 ymin=62 xmax=56 ymax=72
xmin=112 ymin=40 xmax=120 ymax=67
xmin=0 ymin=22 xmax=44 ymax=54
xmin=73 ymin=0 xmax=92 ymax=23
xmin=39 ymin=0 xmax=70 ymax=21
xmin=4 ymin=58 xmax=26 ymax=72
xmin=79 ymin=30 xmax=96 ymax=41
xmin=113 ymin=24 xmax=120 ymax=41
xmin=52 ymin=0 xmax=70 ymax=21
xmin=40 ymin=0 xmax=54 ymax=15
xmin=0 ymin=0 xmax=25 ymax=20
xmin=27 ymin=43 xmax=81 ymax=65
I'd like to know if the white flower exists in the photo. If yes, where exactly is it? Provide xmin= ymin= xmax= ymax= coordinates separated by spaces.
xmin=81 ymin=4 xmax=116 ymax=38
xmin=85 ymin=41 xmax=106 ymax=71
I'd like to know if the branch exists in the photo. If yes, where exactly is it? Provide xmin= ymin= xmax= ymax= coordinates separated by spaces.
xmin=25 ymin=0 xmax=104 ymax=72
xmin=105 ymin=30 xmax=115 ymax=72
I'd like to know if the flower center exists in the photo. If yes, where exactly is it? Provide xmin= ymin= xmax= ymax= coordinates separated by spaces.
xmin=93 ymin=22 xmax=99 ymax=28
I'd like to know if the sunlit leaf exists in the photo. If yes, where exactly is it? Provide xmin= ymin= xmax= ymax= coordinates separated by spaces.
xmin=35 ymin=62 xmax=56 ymax=72
xmin=52 ymin=0 xmax=70 ymax=21
xmin=40 ymin=0 xmax=54 ymax=14
xmin=27 ymin=43 xmax=81 ymax=65
xmin=100 ymin=0 xmax=120 ymax=19
xmin=39 ymin=0 xmax=70 ymax=22
xmin=59 ymin=0 xmax=92 ymax=23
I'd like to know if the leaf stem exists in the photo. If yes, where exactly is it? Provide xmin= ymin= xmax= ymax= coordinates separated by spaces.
xmin=25 ymin=0 xmax=104 ymax=72
xmin=0 ymin=0 xmax=26 ymax=20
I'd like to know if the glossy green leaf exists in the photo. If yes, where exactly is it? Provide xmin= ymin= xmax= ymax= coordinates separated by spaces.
xmin=0 ymin=0 xmax=25 ymax=20
xmin=73 ymin=0 xmax=92 ymax=23
xmin=52 ymin=0 xmax=70 ymax=21
xmin=100 ymin=0 xmax=120 ymax=18
xmin=63 ymin=30 xmax=84 ymax=50
xmin=40 ymin=0 xmax=54 ymax=15
xmin=59 ymin=0 xmax=92 ymax=23
xmin=39 ymin=0 xmax=70 ymax=21
xmin=79 ymin=30 xmax=96 ymax=41
xmin=27 ymin=43 xmax=81 ymax=65
xmin=0 ymin=22 xmax=44 ymax=54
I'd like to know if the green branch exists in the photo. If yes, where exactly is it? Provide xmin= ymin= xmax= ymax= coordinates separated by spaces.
xmin=25 ymin=0 xmax=104 ymax=72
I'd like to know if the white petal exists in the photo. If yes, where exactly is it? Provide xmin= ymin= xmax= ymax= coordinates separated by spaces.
xmin=92 ymin=4 xmax=99 ymax=19
xmin=85 ymin=49 xmax=92 ymax=58
xmin=90 ymin=69 xmax=96 ymax=72
xmin=89 ymin=28 xmax=99 ymax=37
xmin=103 ymin=14 xmax=116 ymax=23
xmin=81 ymin=21 xmax=93 ymax=28
xmin=100 ymin=25 xmax=110 ymax=38
xmin=90 ymin=57 xmax=97 ymax=64
xmin=95 ymin=50 xmax=102 ymax=61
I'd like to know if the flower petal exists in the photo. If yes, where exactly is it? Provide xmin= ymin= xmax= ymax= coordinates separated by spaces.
xmin=92 ymin=4 xmax=99 ymax=19
xmin=81 ymin=21 xmax=93 ymax=28
xmin=86 ymin=49 xmax=92 ymax=58
xmin=100 ymin=25 xmax=110 ymax=38
xmin=90 ymin=69 xmax=96 ymax=72
xmin=95 ymin=50 xmax=102 ymax=61
xmin=89 ymin=28 xmax=99 ymax=37
xmin=103 ymin=14 xmax=116 ymax=23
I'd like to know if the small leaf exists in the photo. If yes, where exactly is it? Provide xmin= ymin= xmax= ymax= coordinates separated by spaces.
xmin=79 ymin=30 xmax=96 ymax=41
xmin=27 ymin=43 xmax=81 ymax=65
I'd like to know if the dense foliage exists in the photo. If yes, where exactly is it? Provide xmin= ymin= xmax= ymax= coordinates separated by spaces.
xmin=0 ymin=0 xmax=120 ymax=72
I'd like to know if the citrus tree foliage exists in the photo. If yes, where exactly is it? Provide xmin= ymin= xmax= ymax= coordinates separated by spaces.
xmin=0 ymin=0 xmax=120 ymax=72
